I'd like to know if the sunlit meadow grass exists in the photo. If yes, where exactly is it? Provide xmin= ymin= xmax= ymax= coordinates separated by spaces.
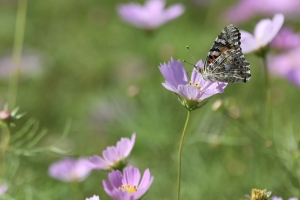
xmin=0 ymin=0 xmax=300 ymax=199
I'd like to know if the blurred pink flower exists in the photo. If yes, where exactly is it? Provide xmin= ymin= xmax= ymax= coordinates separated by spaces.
xmin=90 ymin=134 xmax=136 ymax=171
xmin=102 ymin=166 xmax=154 ymax=200
xmin=0 ymin=51 xmax=43 ymax=79
xmin=0 ymin=184 xmax=8 ymax=196
xmin=240 ymin=14 xmax=284 ymax=54
xmin=158 ymin=58 xmax=227 ymax=110
xmin=48 ymin=157 xmax=93 ymax=182
xmin=86 ymin=195 xmax=100 ymax=200
xmin=117 ymin=0 xmax=185 ymax=30
xmin=225 ymin=0 xmax=300 ymax=24
xmin=272 ymin=197 xmax=298 ymax=200
xmin=270 ymin=27 xmax=300 ymax=50
xmin=268 ymin=47 xmax=300 ymax=87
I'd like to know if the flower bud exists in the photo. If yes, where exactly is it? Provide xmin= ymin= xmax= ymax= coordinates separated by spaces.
xmin=0 ymin=110 xmax=12 ymax=122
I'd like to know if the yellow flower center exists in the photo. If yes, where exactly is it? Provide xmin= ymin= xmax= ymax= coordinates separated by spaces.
xmin=256 ymin=37 xmax=262 ymax=45
xmin=189 ymin=81 xmax=202 ymax=91
xmin=71 ymin=170 xmax=80 ymax=181
xmin=119 ymin=184 xmax=138 ymax=194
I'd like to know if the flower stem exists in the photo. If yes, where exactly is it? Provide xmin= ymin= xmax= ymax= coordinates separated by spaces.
xmin=262 ymin=56 xmax=272 ymax=140
xmin=4 ymin=124 xmax=12 ymax=152
xmin=70 ymin=181 xmax=84 ymax=200
xmin=177 ymin=110 xmax=191 ymax=200
xmin=0 ymin=124 xmax=12 ymax=164
xmin=8 ymin=0 xmax=28 ymax=110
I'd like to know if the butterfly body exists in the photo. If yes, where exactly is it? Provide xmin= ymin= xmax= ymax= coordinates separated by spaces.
xmin=196 ymin=24 xmax=251 ymax=83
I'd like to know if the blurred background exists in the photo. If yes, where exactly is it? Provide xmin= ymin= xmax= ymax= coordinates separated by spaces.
xmin=0 ymin=0 xmax=300 ymax=199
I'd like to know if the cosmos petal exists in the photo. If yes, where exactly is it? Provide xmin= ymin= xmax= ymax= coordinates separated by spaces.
xmin=240 ymin=30 xmax=260 ymax=53
xmin=260 ymin=13 xmax=284 ymax=46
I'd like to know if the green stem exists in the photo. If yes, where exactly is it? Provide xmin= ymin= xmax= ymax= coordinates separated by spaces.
xmin=70 ymin=181 xmax=83 ymax=200
xmin=4 ymin=124 xmax=12 ymax=151
xmin=0 ymin=130 xmax=4 ymax=163
xmin=177 ymin=110 xmax=191 ymax=200
xmin=0 ymin=124 xmax=12 ymax=164
xmin=262 ymin=56 xmax=272 ymax=140
xmin=8 ymin=0 xmax=28 ymax=110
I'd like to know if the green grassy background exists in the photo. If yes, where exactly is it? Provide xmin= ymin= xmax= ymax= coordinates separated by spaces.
xmin=0 ymin=0 xmax=300 ymax=199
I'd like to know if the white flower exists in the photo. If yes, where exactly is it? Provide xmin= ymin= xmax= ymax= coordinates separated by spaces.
xmin=85 ymin=195 xmax=100 ymax=200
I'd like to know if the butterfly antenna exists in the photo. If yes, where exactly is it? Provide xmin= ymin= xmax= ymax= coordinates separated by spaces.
xmin=186 ymin=46 xmax=197 ymax=63
xmin=185 ymin=46 xmax=199 ymax=70
xmin=181 ymin=60 xmax=194 ymax=78
xmin=182 ymin=59 xmax=195 ymax=67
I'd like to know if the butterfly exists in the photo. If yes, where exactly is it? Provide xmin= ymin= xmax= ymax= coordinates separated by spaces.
xmin=196 ymin=24 xmax=251 ymax=83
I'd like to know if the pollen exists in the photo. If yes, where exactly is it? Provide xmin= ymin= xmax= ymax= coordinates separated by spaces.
xmin=119 ymin=184 xmax=138 ymax=194
xmin=189 ymin=81 xmax=202 ymax=91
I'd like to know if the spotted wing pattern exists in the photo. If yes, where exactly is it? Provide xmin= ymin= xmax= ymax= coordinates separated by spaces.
xmin=198 ymin=24 xmax=251 ymax=83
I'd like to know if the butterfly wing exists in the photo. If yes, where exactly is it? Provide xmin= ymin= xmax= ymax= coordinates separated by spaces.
xmin=205 ymin=49 xmax=251 ymax=83
xmin=202 ymin=24 xmax=251 ymax=83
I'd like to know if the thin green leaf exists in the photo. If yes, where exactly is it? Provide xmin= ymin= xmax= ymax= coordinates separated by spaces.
xmin=50 ymin=118 xmax=71 ymax=148
xmin=26 ymin=129 xmax=47 ymax=149
xmin=13 ymin=121 xmax=39 ymax=148
xmin=11 ymin=118 xmax=36 ymax=142
xmin=48 ymin=146 xmax=73 ymax=155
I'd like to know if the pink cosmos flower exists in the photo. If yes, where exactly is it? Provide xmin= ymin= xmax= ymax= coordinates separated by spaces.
xmin=90 ymin=134 xmax=136 ymax=171
xmin=48 ymin=157 xmax=93 ymax=182
xmin=272 ymin=197 xmax=298 ymax=200
xmin=0 ymin=184 xmax=8 ymax=196
xmin=225 ymin=0 xmax=300 ymax=24
xmin=86 ymin=195 xmax=100 ymax=200
xmin=117 ymin=0 xmax=184 ymax=30
xmin=102 ymin=166 xmax=154 ymax=200
xmin=270 ymin=27 xmax=300 ymax=50
xmin=268 ymin=47 xmax=300 ymax=87
xmin=158 ymin=58 xmax=227 ymax=110
xmin=240 ymin=13 xmax=284 ymax=54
